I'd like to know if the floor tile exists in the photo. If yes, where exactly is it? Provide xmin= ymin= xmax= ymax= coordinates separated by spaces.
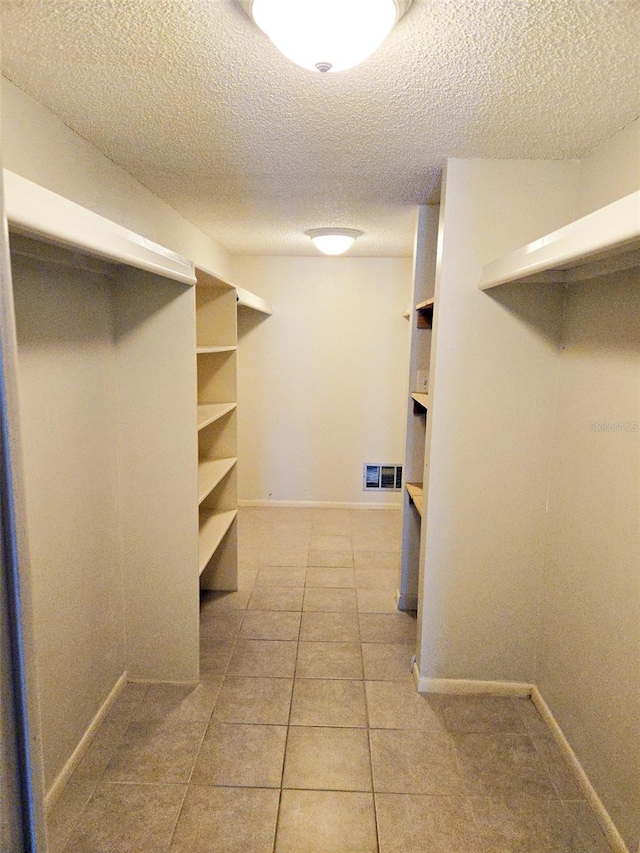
xmin=303 ymin=587 xmax=357 ymax=612
xmin=228 ymin=639 xmax=298 ymax=678
xmin=514 ymin=698 xmax=554 ymax=739
xmin=353 ymin=551 xmax=399 ymax=571
xmin=192 ymin=722 xmax=287 ymax=787
xmin=240 ymin=610 xmax=301 ymax=640
xmin=375 ymin=793 xmax=483 ymax=853
xmin=469 ymin=796 xmax=610 ymax=853
xmin=212 ymin=677 xmax=293 ymax=725
xmin=532 ymin=736 xmax=583 ymax=799
xmin=200 ymin=589 xmax=251 ymax=611
xmin=290 ymin=679 xmax=367 ymax=727
xmin=304 ymin=567 xmax=355 ymax=588
xmin=295 ymin=641 xmax=363 ymax=680
xmin=366 ymin=680 xmax=445 ymax=731
xmin=311 ymin=513 xmax=352 ymax=536
xmin=299 ymin=611 xmax=360 ymax=642
xmin=309 ymin=534 xmax=352 ymax=551
xmin=439 ymin=694 xmax=527 ymax=734
xmin=275 ymin=790 xmax=378 ymax=853
xmin=64 ymin=782 xmax=185 ymax=853
xmin=199 ymin=639 xmax=235 ymax=677
xmin=352 ymin=534 xmax=399 ymax=552
xmin=357 ymin=589 xmax=399 ymax=613
xmin=282 ymin=726 xmax=372 ymax=791
xmin=453 ymin=733 xmax=558 ymax=800
xmin=259 ymin=548 xmax=309 ymax=567
xmin=359 ymin=612 xmax=416 ymax=644
xmin=68 ymin=721 xmax=127 ymax=784
xmin=255 ymin=567 xmax=307 ymax=587
xmin=170 ymin=786 xmax=279 ymax=853
xmin=369 ymin=729 xmax=464 ymax=795
xmin=355 ymin=568 xmax=397 ymax=590
xmin=199 ymin=609 xmax=244 ymax=641
xmin=361 ymin=643 xmax=414 ymax=680
xmin=46 ymin=778 xmax=96 ymax=853
xmin=103 ymin=683 xmax=148 ymax=727
xmin=134 ymin=680 xmax=222 ymax=723
xmin=103 ymin=720 xmax=206 ymax=783
xmin=307 ymin=549 xmax=354 ymax=568
xmin=248 ymin=585 xmax=305 ymax=611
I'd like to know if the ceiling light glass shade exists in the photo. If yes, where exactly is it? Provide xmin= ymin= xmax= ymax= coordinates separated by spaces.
xmin=307 ymin=228 xmax=362 ymax=255
xmin=250 ymin=0 xmax=403 ymax=73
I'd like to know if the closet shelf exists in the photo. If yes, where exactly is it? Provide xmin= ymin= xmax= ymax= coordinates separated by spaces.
xmin=197 ymin=345 xmax=237 ymax=354
xmin=4 ymin=169 xmax=196 ymax=286
xmin=479 ymin=190 xmax=640 ymax=290
xmin=415 ymin=297 xmax=434 ymax=329
xmin=411 ymin=392 xmax=429 ymax=412
xmin=197 ymin=402 xmax=237 ymax=431
xmin=406 ymin=483 xmax=424 ymax=517
xmin=198 ymin=509 xmax=238 ymax=575
xmin=236 ymin=285 xmax=273 ymax=315
xmin=198 ymin=457 xmax=237 ymax=505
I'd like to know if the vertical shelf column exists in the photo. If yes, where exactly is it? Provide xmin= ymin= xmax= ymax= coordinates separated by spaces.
xmin=398 ymin=205 xmax=439 ymax=612
xmin=195 ymin=269 xmax=239 ymax=591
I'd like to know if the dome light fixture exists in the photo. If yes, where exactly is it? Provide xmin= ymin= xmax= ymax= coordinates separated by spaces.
xmin=307 ymin=228 xmax=363 ymax=256
xmin=247 ymin=0 xmax=412 ymax=73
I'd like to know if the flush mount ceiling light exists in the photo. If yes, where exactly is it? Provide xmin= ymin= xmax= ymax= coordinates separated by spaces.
xmin=245 ymin=0 xmax=412 ymax=73
xmin=307 ymin=228 xmax=363 ymax=255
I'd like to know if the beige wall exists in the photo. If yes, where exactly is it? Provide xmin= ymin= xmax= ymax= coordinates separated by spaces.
xmin=1 ymin=78 xmax=232 ymax=279
xmin=419 ymin=157 xmax=578 ymax=681
xmin=231 ymin=255 xmax=412 ymax=506
xmin=422 ymin=122 xmax=639 ymax=849
xmin=12 ymin=251 xmax=125 ymax=789
xmin=538 ymin=272 xmax=639 ymax=849
xmin=576 ymin=117 xmax=640 ymax=219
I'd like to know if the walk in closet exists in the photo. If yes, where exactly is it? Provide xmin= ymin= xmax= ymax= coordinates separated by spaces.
xmin=1 ymin=171 xmax=270 ymax=822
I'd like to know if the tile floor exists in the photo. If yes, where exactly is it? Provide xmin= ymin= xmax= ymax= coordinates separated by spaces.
xmin=48 ymin=507 xmax=612 ymax=852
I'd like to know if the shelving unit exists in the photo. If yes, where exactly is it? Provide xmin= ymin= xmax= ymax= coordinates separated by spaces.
xmin=195 ymin=267 xmax=239 ymax=591
xmin=398 ymin=205 xmax=440 ymax=612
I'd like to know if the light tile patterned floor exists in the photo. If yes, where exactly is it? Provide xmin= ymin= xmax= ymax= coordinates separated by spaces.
xmin=49 ymin=507 xmax=612 ymax=852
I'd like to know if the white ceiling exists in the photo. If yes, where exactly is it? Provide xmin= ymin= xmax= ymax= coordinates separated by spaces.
xmin=2 ymin=0 xmax=639 ymax=257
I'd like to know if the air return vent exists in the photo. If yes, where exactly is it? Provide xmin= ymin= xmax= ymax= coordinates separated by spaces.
xmin=363 ymin=464 xmax=402 ymax=491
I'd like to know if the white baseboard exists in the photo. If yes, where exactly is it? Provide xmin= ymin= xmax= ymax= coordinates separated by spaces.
xmin=415 ymin=673 xmax=534 ymax=697
xmin=45 ymin=672 xmax=128 ymax=814
xmin=238 ymin=499 xmax=401 ymax=510
xmin=409 ymin=671 xmax=629 ymax=853
xmin=530 ymin=686 xmax=630 ymax=853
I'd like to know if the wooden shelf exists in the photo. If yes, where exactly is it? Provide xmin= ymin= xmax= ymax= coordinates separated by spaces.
xmin=197 ymin=402 xmax=237 ymax=431
xmin=197 ymin=345 xmax=237 ymax=354
xmin=198 ymin=509 xmax=238 ymax=575
xmin=479 ymin=190 xmax=640 ymax=290
xmin=198 ymin=457 xmax=237 ymax=505
xmin=416 ymin=298 xmax=434 ymax=329
xmin=406 ymin=483 xmax=424 ymax=517
xmin=411 ymin=392 xmax=429 ymax=413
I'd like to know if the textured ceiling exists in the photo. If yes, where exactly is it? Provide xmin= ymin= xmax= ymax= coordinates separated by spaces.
xmin=2 ymin=0 xmax=639 ymax=257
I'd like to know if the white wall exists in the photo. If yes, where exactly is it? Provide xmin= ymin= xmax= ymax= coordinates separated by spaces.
xmin=231 ymin=256 xmax=412 ymax=506
xmin=12 ymin=248 xmax=125 ymax=789
xmin=419 ymin=157 xmax=579 ymax=681
xmin=1 ymin=78 xmax=232 ymax=278
xmin=538 ymin=273 xmax=639 ymax=850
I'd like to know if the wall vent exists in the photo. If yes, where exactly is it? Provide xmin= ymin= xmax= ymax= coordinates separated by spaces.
xmin=363 ymin=464 xmax=402 ymax=491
